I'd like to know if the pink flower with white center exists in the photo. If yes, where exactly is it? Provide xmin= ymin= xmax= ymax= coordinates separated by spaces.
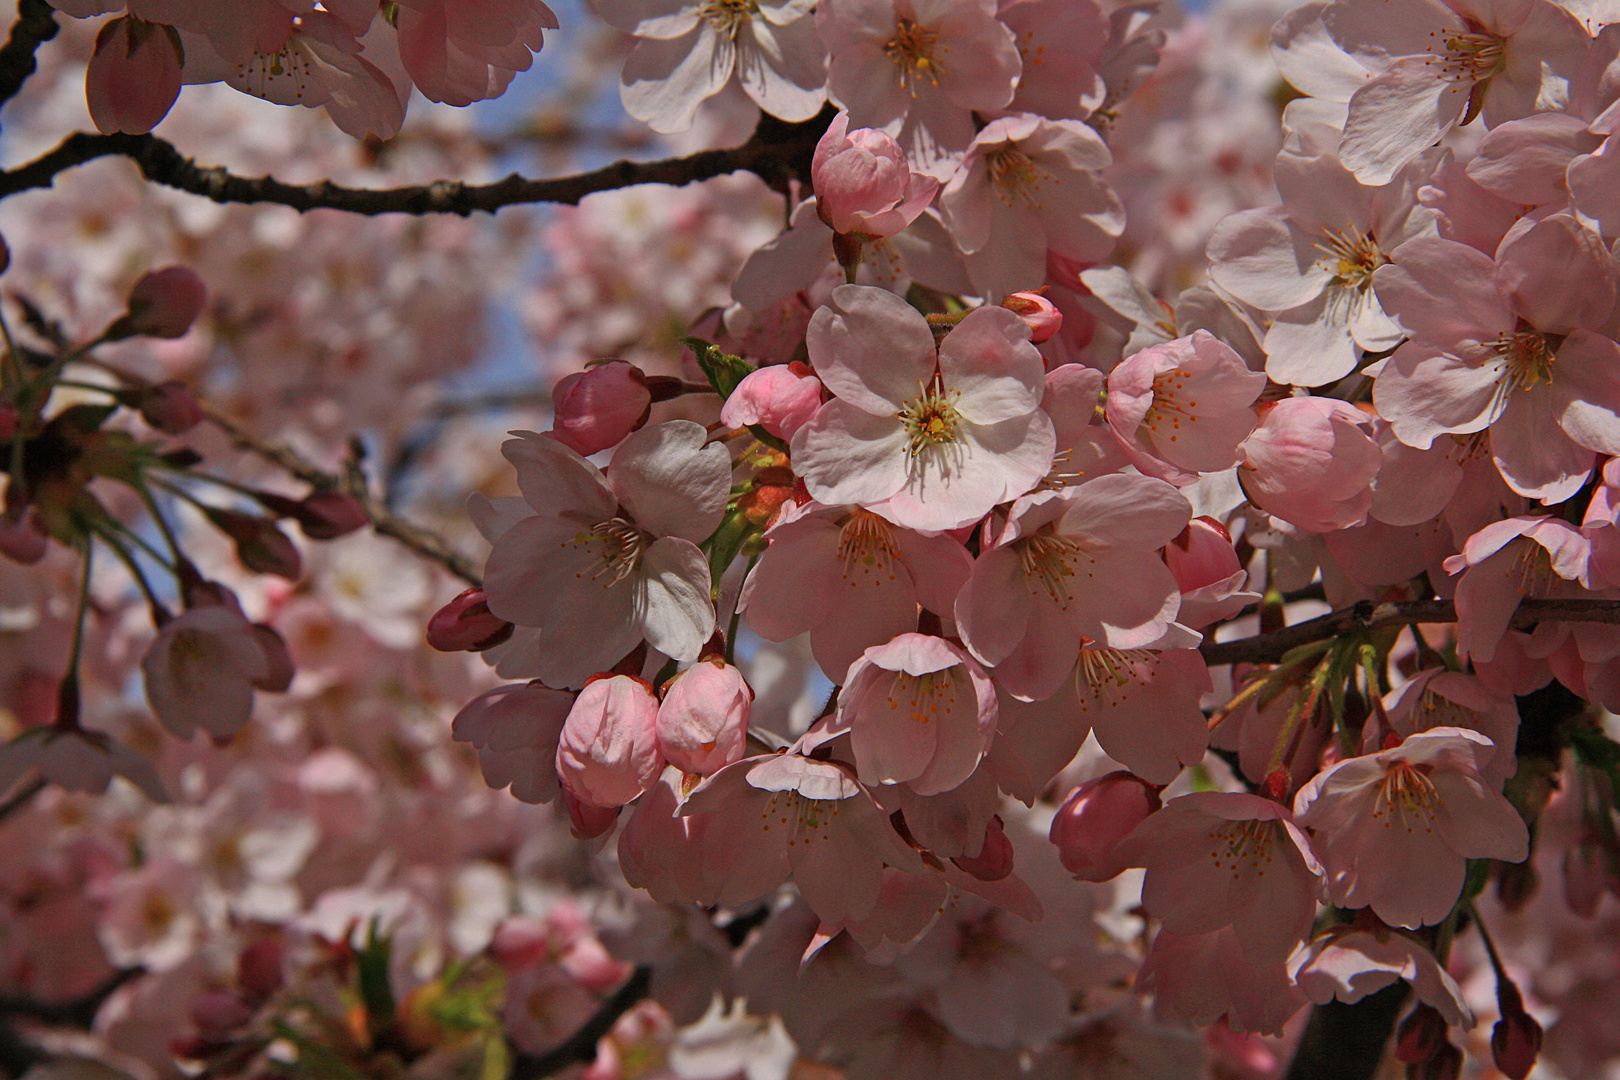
xmin=1205 ymin=149 xmax=1437 ymax=386
xmin=817 ymin=0 xmax=1022 ymax=178
xmin=679 ymin=752 xmax=923 ymax=925
xmin=719 ymin=362 xmax=823 ymax=442
xmin=451 ymin=682 xmax=575 ymax=804
xmin=1372 ymin=227 xmax=1620 ymax=502
xmin=738 ymin=501 xmax=972 ymax=683
xmin=956 ymin=475 xmax=1189 ymax=702
xmin=996 ymin=0 xmax=1107 ymax=121
xmin=1293 ymin=727 xmax=1529 ymax=928
xmin=790 ymin=285 xmax=1054 ymax=532
xmin=812 ymin=113 xmax=941 ymax=238
xmin=556 ymin=674 xmax=664 ymax=808
xmin=1239 ymin=396 xmax=1383 ymax=532
xmin=826 ymin=633 xmax=997 ymax=795
xmin=1121 ymin=791 xmax=1324 ymax=965
xmin=595 ymin=0 xmax=826 ymax=133
xmin=941 ymin=113 xmax=1124 ymax=299
xmin=482 ymin=421 xmax=731 ymax=689
xmin=1104 ymin=331 xmax=1266 ymax=486
xmin=1291 ymin=929 xmax=1473 ymax=1027
xmin=656 ymin=657 xmax=751 ymax=776
xmin=1443 ymin=515 xmax=1588 ymax=664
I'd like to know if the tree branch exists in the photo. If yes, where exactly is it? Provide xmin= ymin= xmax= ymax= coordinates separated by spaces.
xmin=0 ymin=108 xmax=834 ymax=215
xmin=0 ymin=0 xmax=57 ymax=109
xmin=1200 ymin=596 xmax=1620 ymax=667
xmin=508 ymin=966 xmax=650 ymax=1080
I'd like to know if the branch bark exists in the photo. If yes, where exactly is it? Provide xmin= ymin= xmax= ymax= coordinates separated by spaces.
xmin=0 ymin=108 xmax=834 ymax=215
xmin=0 ymin=0 xmax=57 ymax=109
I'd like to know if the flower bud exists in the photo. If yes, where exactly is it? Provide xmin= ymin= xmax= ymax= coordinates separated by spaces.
xmin=237 ymin=939 xmax=284 ymax=998
xmin=0 ymin=508 xmax=47 ymax=565
xmin=1001 ymin=291 xmax=1062 ymax=343
xmin=191 ymin=991 xmax=253 ymax=1036
xmin=1395 ymin=1004 xmax=1448 ymax=1064
xmin=720 ymin=363 xmax=822 ymax=442
xmin=811 ymin=112 xmax=939 ymax=238
xmin=86 ymin=17 xmax=183 ymax=136
xmin=250 ymin=624 xmax=295 ymax=693
xmin=291 ymin=491 xmax=369 ymax=540
xmin=137 ymin=380 xmax=204 ymax=434
xmin=489 ymin=915 xmax=551 ymax=972
xmin=204 ymin=508 xmax=302 ymax=579
xmin=556 ymin=674 xmax=662 ymax=807
xmin=109 ymin=266 xmax=207 ymax=340
xmin=656 ymin=657 xmax=750 ymax=775
xmin=1416 ymin=1042 xmax=1463 ymax=1080
xmin=1163 ymin=516 xmax=1241 ymax=592
xmin=1491 ymin=984 xmax=1543 ymax=1080
xmin=1050 ymin=771 xmax=1161 ymax=881
xmin=548 ymin=361 xmax=652 ymax=456
xmin=563 ymin=782 xmax=622 ymax=839
xmin=952 ymin=815 xmax=1014 ymax=881
xmin=428 ymin=587 xmax=515 ymax=652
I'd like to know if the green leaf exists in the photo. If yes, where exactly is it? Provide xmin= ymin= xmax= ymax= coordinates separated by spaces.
xmin=356 ymin=918 xmax=397 ymax=1038
xmin=683 ymin=337 xmax=752 ymax=400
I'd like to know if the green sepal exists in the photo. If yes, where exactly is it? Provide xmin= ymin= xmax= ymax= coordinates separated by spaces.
xmin=683 ymin=336 xmax=752 ymax=401
xmin=706 ymin=505 xmax=757 ymax=601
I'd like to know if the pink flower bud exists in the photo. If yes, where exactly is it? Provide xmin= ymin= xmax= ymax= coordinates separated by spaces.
xmin=0 ymin=508 xmax=47 ymax=565
xmin=1163 ymin=516 xmax=1242 ymax=593
xmin=249 ymin=625 xmax=294 ymax=693
xmin=720 ymin=362 xmax=822 ymax=442
xmin=556 ymin=675 xmax=662 ymax=807
xmin=548 ymin=361 xmax=652 ymax=456
xmin=1396 ymin=1004 xmax=1448 ymax=1064
xmin=1049 ymin=771 xmax=1161 ymax=881
xmin=237 ymin=939 xmax=284 ymax=997
xmin=811 ymin=112 xmax=939 ymax=238
xmin=137 ymin=380 xmax=204 ymax=434
xmin=489 ymin=915 xmax=551 ymax=972
xmin=563 ymin=782 xmax=622 ymax=839
xmin=204 ymin=508 xmax=301 ymax=579
xmin=951 ymin=815 xmax=1015 ymax=881
xmin=428 ymin=587 xmax=515 ymax=652
xmin=109 ymin=266 xmax=206 ymax=340
xmin=1240 ymin=397 xmax=1381 ymax=533
xmin=656 ymin=657 xmax=750 ymax=775
xmin=1491 ymin=985 xmax=1542 ymax=1080
xmin=291 ymin=491 xmax=369 ymax=540
xmin=86 ymin=17 xmax=183 ymax=136
xmin=1000 ymin=291 xmax=1062 ymax=343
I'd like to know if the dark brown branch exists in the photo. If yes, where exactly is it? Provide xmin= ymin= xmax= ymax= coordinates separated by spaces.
xmin=0 ymin=108 xmax=834 ymax=215
xmin=508 ymin=966 xmax=650 ymax=1080
xmin=1200 ymin=597 xmax=1620 ymax=667
xmin=0 ymin=0 xmax=57 ymax=109
xmin=0 ymin=967 xmax=143 ymax=1028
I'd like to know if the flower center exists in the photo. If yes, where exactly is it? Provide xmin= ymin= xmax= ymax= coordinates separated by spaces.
xmin=1018 ymin=532 xmax=1093 ymax=609
xmin=697 ymin=0 xmax=759 ymax=37
xmin=986 ymin=147 xmax=1048 ymax=208
xmin=1487 ymin=330 xmax=1554 ymax=419
xmin=897 ymin=376 xmax=963 ymax=462
xmin=1075 ymin=648 xmax=1156 ymax=710
xmin=885 ymin=668 xmax=960 ymax=726
xmin=1141 ymin=366 xmax=1202 ymax=447
xmin=1414 ymin=686 xmax=1484 ymax=734
xmin=1426 ymin=27 xmax=1508 ymax=84
xmin=566 ymin=517 xmax=648 ymax=586
xmin=760 ymin=790 xmax=842 ymax=845
xmin=1374 ymin=760 xmax=1439 ymax=832
xmin=1317 ymin=224 xmax=1388 ymax=291
xmin=885 ymin=18 xmax=943 ymax=93
xmin=1207 ymin=818 xmax=1280 ymax=877
xmin=836 ymin=509 xmax=900 ymax=585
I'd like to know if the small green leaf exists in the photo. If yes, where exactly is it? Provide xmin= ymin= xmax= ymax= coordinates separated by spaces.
xmin=683 ymin=337 xmax=752 ymax=400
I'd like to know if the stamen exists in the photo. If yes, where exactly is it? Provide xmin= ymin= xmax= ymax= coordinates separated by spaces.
xmin=563 ymin=517 xmax=648 ymax=586
xmin=885 ymin=18 xmax=944 ymax=94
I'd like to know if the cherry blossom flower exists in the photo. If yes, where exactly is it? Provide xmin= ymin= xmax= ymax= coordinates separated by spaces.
xmin=450 ymin=682 xmax=575 ymax=804
xmin=556 ymin=675 xmax=664 ymax=807
xmin=0 ymin=725 xmax=166 ymax=801
xmin=825 ymin=633 xmax=998 ymax=795
xmin=596 ymin=0 xmax=827 ymax=132
xmin=812 ymin=113 xmax=941 ymax=238
xmin=1293 ymin=727 xmax=1529 ymax=928
xmin=393 ymin=0 xmax=559 ymax=107
xmin=482 ymin=421 xmax=731 ymax=688
xmin=1291 ymin=928 xmax=1473 ymax=1026
xmin=720 ymin=362 xmax=824 ymax=442
xmin=142 ymin=605 xmax=278 ymax=742
xmin=86 ymin=17 xmax=184 ymax=135
xmin=1137 ymin=927 xmax=1307 ymax=1036
xmin=1443 ymin=515 xmax=1589 ymax=664
xmin=790 ymin=285 xmax=1054 ymax=532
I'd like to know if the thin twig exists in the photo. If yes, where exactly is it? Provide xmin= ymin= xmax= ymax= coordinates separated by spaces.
xmin=1200 ymin=596 xmax=1620 ymax=667
xmin=508 ymin=966 xmax=651 ymax=1080
xmin=0 ymin=108 xmax=834 ymax=215
xmin=200 ymin=407 xmax=483 ymax=586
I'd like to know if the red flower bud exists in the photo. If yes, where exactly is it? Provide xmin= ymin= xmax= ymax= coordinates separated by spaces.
xmin=137 ymin=380 xmax=204 ymax=434
xmin=952 ymin=815 xmax=1015 ymax=881
xmin=1395 ymin=1004 xmax=1448 ymax=1064
xmin=1001 ymin=290 xmax=1062 ymax=343
xmin=427 ymin=588 xmax=514 ymax=652
xmin=109 ymin=266 xmax=206 ymax=340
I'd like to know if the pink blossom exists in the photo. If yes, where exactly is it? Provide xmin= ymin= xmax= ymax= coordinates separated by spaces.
xmin=656 ymin=658 xmax=751 ymax=776
xmin=826 ymin=633 xmax=997 ymax=795
xmin=955 ymin=475 xmax=1190 ymax=702
xmin=719 ymin=362 xmax=824 ymax=442
xmin=1240 ymin=396 xmax=1383 ymax=532
xmin=394 ymin=0 xmax=558 ymax=107
xmin=450 ymin=682 xmax=574 ymax=804
xmin=1291 ymin=929 xmax=1472 ymax=1026
xmin=0 ymin=726 xmax=166 ymax=802
xmin=1104 ymin=331 xmax=1265 ymax=485
xmin=1376 ymin=669 xmax=1520 ymax=786
xmin=556 ymin=675 xmax=664 ymax=808
xmin=142 ymin=605 xmax=277 ymax=741
xmin=1122 ymin=791 xmax=1324 ymax=964
xmin=548 ymin=361 xmax=652 ymax=456
xmin=811 ymin=113 xmax=940 ymax=238
xmin=86 ymin=17 xmax=183 ymax=135
xmin=1137 ymin=927 xmax=1306 ymax=1037
xmin=1293 ymin=728 xmax=1529 ymax=928
xmin=1048 ymin=770 xmax=1160 ymax=882
xmin=790 ymin=285 xmax=1054 ymax=532
xmin=1443 ymin=515 xmax=1588 ymax=664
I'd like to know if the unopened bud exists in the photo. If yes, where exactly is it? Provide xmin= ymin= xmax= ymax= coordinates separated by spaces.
xmin=1001 ymin=291 xmax=1062 ymax=343
xmin=137 ymin=380 xmax=204 ymax=434
xmin=1491 ymin=983 xmax=1542 ymax=1080
xmin=250 ymin=624 xmax=294 ymax=693
xmin=428 ymin=588 xmax=514 ymax=652
xmin=190 ymin=991 xmax=253 ymax=1036
xmin=1395 ymin=1004 xmax=1448 ymax=1064
xmin=204 ymin=507 xmax=302 ymax=579
xmin=291 ymin=491 xmax=368 ymax=540
xmin=549 ymin=361 xmax=652 ymax=456
xmin=0 ymin=508 xmax=47 ymax=565
xmin=1050 ymin=771 xmax=1160 ymax=881
xmin=563 ymin=783 xmax=621 ymax=840
xmin=952 ymin=815 xmax=1015 ymax=881
xmin=1414 ymin=1041 xmax=1463 ymax=1080
xmin=237 ymin=939 xmax=284 ymax=997
xmin=108 ymin=266 xmax=206 ymax=340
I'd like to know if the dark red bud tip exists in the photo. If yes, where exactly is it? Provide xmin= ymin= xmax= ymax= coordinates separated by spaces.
xmin=108 ymin=265 xmax=206 ymax=340
xmin=1491 ymin=1007 xmax=1543 ymax=1080
xmin=138 ymin=380 xmax=204 ymax=434
xmin=951 ymin=815 xmax=1015 ymax=881
xmin=1259 ymin=768 xmax=1291 ymax=803
xmin=237 ymin=939 xmax=284 ymax=998
xmin=1395 ymin=1004 xmax=1448 ymax=1064
xmin=292 ymin=491 xmax=369 ymax=540
xmin=427 ymin=588 xmax=513 ymax=652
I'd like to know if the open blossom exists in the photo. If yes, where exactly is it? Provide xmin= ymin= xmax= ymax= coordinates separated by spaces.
xmin=393 ymin=0 xmax=559 ymax=106
xmin=451 ymin=682 xmax=575 ymax=804
xmin=482 ymin=421 xmax=731 ymax=689
xmin=0 ymin=726 xmax=166 ymax=802
xmin=595 ymin=0 xmax=826 ymax=132
xmin=1291 ymin=929 xmax=1473 ymax=1026
xmin=1443 ymin=515 xmax=1589 ymax=664
xmin=1293 ymin=727 xmax=1529 ymax=928
xmin=790 ymin=285 xmax=1054 ymax=532
xmin=142 ymin=604 xmax=280 ymax=741
xmin=826 ymin=633 xmax=998 ymax=795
